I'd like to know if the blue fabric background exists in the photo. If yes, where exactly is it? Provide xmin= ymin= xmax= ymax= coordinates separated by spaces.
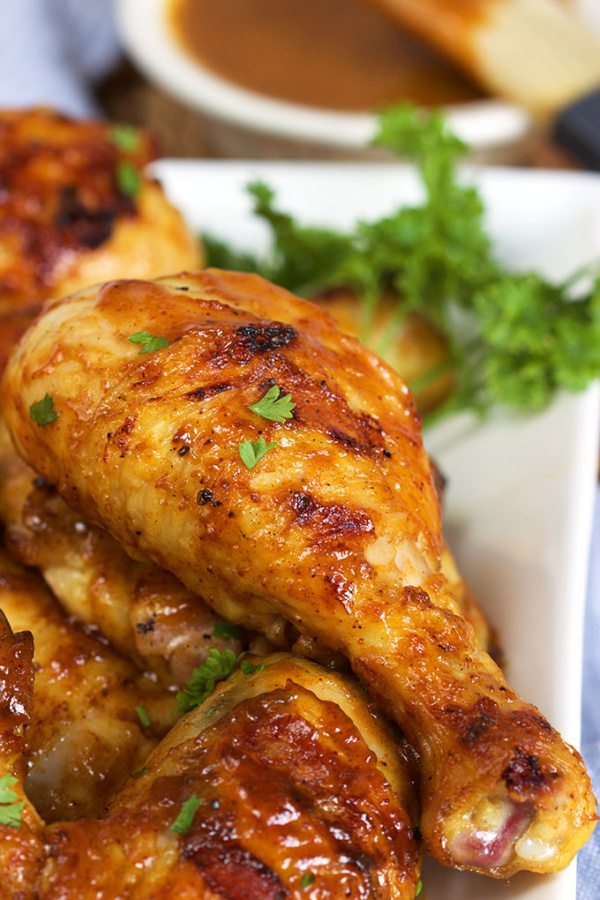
xmin=578 ymin=492 xmax=600 ymax=898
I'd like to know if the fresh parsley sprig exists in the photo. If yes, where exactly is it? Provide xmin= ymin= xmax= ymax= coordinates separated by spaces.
xmin=109 ymin=124 xmax=141 ymax=153
xmin=249 ymin=385 xmax=295 ymax=422
xmin=202 ymin=104 xmax=600 ymax=421
xmin=117 ymin=160 xmax=141 ymax=199
xmin=128 ymin=331 xmax=170 ymax=353
xmin=0 ymin=774 xmax=24 ymax=829
xmin=29 ymin=393 xmax=58 ymax=426
xmin=239 ymin=436 xmax=277 ymax=470
xmin=177 ymin=648 xmax=238 ymax=713
xmin=240 ymin=660 xmax=265 ymax=675
xmin=213 ymin=622 xmax=242 ymax=640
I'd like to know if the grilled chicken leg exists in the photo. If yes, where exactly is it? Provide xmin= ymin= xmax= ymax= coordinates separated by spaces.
xmin=0 ymin=420 xmax=491 ymax=682
xmin=40 ymin=654 xmax=420 ymax=899
xmin=2 ymin=270 xmax=596 ymax=876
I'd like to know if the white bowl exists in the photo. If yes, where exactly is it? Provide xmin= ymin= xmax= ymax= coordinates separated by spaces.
xmin=116 ymin=0 xmax=578 ymax=161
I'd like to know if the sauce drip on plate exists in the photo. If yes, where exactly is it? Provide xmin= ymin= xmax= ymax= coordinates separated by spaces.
xmin=170 ymin=0 xmax=486 ymax=111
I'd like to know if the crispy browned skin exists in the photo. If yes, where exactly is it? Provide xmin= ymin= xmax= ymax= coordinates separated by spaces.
xmin=0 ymin=422 xmax=490 ymax=685
xmin=0 ymin=547 xmax=175 ymax=822
xmin=2 ymin=270 xmax=596 ymax=875
xmin=0 ymin=107 xmax=201 ymax=315
xmin=40 ymin=654 xmax=420 ymax=899
xmin=0 ymin=611 xmax=45 ymax=898
xmin=0 ymin=422 xmax=246 ymax=687
xmin=439 ymin=542 xmax=495 ymax=661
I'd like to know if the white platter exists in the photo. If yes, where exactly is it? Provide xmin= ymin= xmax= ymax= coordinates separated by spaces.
xmin=154 ymin=160 xmax=600 ymax=900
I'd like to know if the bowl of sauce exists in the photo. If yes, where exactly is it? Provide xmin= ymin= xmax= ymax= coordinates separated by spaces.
xmin=116 ymin=0 xmax=530 ymax=159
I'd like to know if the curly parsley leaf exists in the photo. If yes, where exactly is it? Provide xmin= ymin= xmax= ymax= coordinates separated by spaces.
xmin=203 ymin=103 xmax=600 ymax=421
xmin=171 ymin=793 xmax=203 ymax=834
xmin=201 ymin=234 xmax=263 ymax=273
xmin=177 ymin=648 xmax=238 ymax=712
xmin=301 ymin=872 xmax=316 ymax=890
xmin=240 ymin=660 xmax=266 ymax=675
xmin=213 ymin=622 xmax=242 ymax=640
xmin=29 ymin=393 xmax=58 ymax=426
xmin=0 ymin=774 xmax=24 ymax=829
xmin=128 ymin=331 xmax=170 ymax=353
xmin=416 ymin=879 xmax=423 ymax=897
xmin=249 ymin=385 xmax=295 ymax=422
xmin=0 ymin=775 xmax=19 ymax=805
xmin=239 ymin=436 xmax=277 ymax=470
xmin=117 ymin=160 xmax=141 ymax=198
xmin=109 ymin=124 xmax=141 ymax=152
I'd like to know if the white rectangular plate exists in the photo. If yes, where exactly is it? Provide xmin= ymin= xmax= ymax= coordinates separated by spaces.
xmin=154 ymin=160 xmax=600 ymax=900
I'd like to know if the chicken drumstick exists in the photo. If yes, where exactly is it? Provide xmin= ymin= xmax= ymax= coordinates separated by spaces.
xmin=2 ymin=270 xmax=595 ymax=876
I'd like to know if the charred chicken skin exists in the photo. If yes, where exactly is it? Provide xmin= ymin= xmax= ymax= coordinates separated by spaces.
xmin=2 ymin=270 xmax=596 ymax=876
xmin=40 ymin=654 xmax=420 ymax=899
xmin=0 ymin=108 xmax=200 ymax=316
xmin=0 ymin=645 xmax=420 ymax=898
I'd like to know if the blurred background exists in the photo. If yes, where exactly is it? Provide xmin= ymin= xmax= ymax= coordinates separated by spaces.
xmin=103 ymin=0 xmax=600 ymax=164
xmin=3 ymin=0 xmax=600 ymax=165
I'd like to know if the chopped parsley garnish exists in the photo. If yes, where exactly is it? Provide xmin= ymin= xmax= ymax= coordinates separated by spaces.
xmin=171 ymin=793 xmax=203 ymax=834
xmin=202 ymin=104 xmax=600 ymax=422
xmin=134 ymin=704 xmax=151 ymax=728
xmin=117 ymin=160 xmax=141 ymax=198
xmin=249 ymin=385 xmax=295 ymax=422
xmin=240 ymin=660 xmax=265 ymax=676
xmin=213 ymin=622 xmax=242 ymax=640
xmin=239 ymin=436 xmax=277 ymax=470
xmin=29 ymin=393 xmax=58 ymax=426
xmin=109 ymin=124 xmax=141 ymax=152
xmin=128 ymin=331 xmax=170 ymax=353
xmin=0 ymin=774 xmax=24 ymax=829
xmin=416 ymin=879 xmax=423 ymax=897
xmin=131 ymin=767 xmax=148 ymax=779
xmin=177 ymin=648 xmax=238 ymax=713
xmin=300 ymin=873 xmax=316 ymax=890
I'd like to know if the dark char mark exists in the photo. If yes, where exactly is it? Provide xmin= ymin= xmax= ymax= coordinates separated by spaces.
xmin=184 ymin=826 xmax=287 ymax=899
xmin=54 ymin=184 xmax=121 ymax=249
xmin=290 ymin=491 xmax=373 ymax=537
xmin=328 ymin=427 xmax=391 ymax=459
xmin=197 ymin=488 xmax=221 ymax=507
xmin=236 ymin=323 xmax=297 ymax=354
xmin=186 ymin=382 xmax=232 ymax=401
xmin=136 ymin=618 xmax=155 ymax=634
xmin=503 ymin=750 xmax=554 ymax=796
xmin=32 ymin=474 xmax=54 ymax=491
